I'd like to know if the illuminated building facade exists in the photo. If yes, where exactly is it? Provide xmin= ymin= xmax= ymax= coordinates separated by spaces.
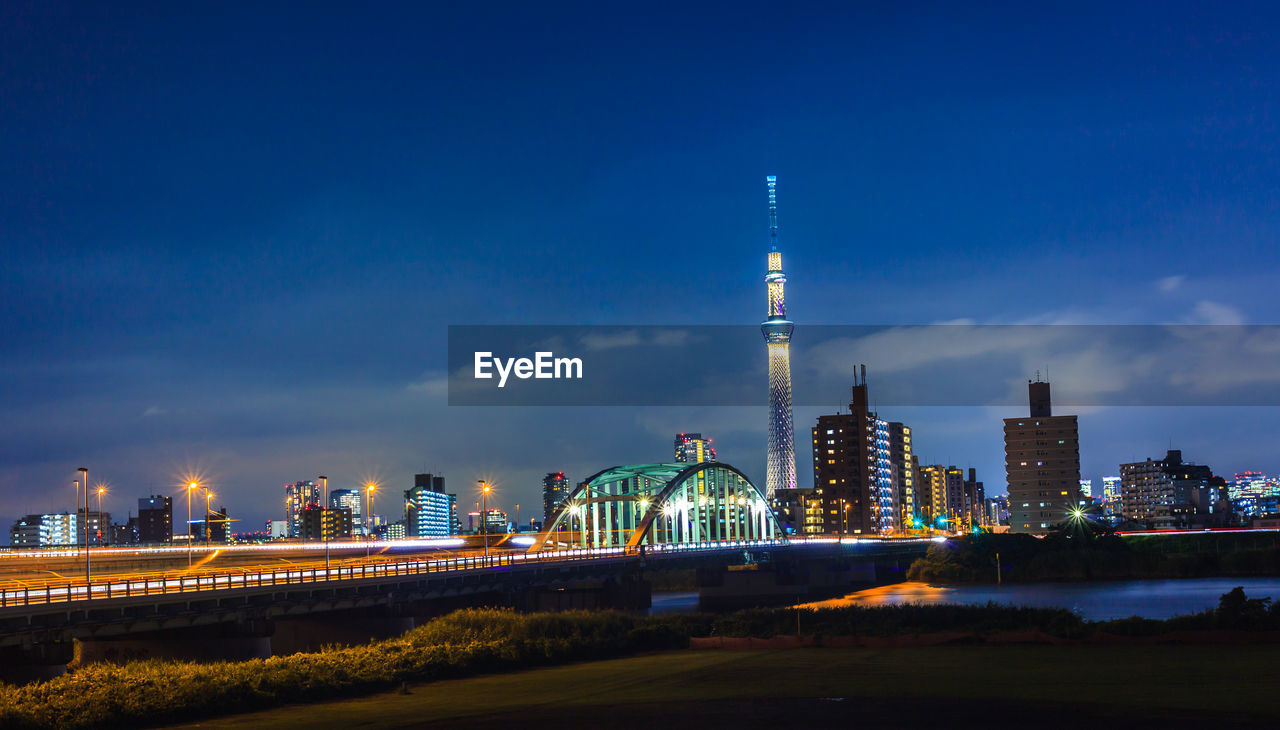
xmin=1004 ymin=380 xmax=1081 ymax=534
xmin=762 ymin=175 xmax=796 ymax=499
xmin=329 ymin=488 xmax=363 ymax=533
xmin=406 ymin=473 xmax=456 ymax=537
xmin=284 ymin=480 xmax=321 ymax=538
xmin=886 ymin=422 xmax=916 ymax=528
xmin=674 ymin=433 xmax=717 ymax=463
xmin=1120 ymin=450 xmax=1214 ymax=529
xmin=1079 ymin=479 xmax=1093 ymax=499
xmin=1102 ymin=476 xmax=1121 ymax=503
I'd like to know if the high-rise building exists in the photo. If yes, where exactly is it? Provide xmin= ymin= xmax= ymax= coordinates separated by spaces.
xmin=811 ymin=367 xmax=898 ymax=535
xmin=1120 ymin=450 xmax=1214 ymax=529
xmin=1102 ymin=476 xmax=1121 ymax=503
xmin=762 ymin=175 xmax=796 ymax=499
xmin=1079 ymin=479 xmax=1093 ymax=499
xmin=964 ymin=468 xmax=985 ymax=527
xmin=405 ymin=473 xmax=456 ymax=537
xmin=674 ymin=433 xmax=717 ymax=463
xmin=918 ymin=465 xmax=948 ymax=524
xmin=329 ymin=488 xmax=363 ymax=533
xmin=542 ymin=472 xmax=570 ymax=520
xmin=284 ymin=480 xmax=321 ymax=538
xmin=137 ymin=495 xmax=172 ymax=544
xmin=1004 ymin=380 xmax=1081 ymax=534
xmin=886 ymin=422 xmax=916 ymax=528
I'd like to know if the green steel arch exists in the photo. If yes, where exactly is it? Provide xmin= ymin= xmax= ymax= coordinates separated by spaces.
xmin=529 ymin=462 xmax=784 ymax=553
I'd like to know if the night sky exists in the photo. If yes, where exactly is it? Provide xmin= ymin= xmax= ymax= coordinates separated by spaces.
xmin=3 ymin=1 xmax=1279 ymax=534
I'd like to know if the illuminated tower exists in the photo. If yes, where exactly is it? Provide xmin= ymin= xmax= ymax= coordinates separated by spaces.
xmin=762 ymin=175 xmax=795 ymax=498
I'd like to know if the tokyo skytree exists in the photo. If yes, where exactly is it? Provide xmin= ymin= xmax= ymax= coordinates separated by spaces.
xmin=761 ymin=175 xmax=795 ymax=498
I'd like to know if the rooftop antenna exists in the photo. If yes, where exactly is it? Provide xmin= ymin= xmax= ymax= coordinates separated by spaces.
xmin=767 ymin=175 xmax=779 ymax=252
xmin=861 ymin=363 xmax=867 ymax=386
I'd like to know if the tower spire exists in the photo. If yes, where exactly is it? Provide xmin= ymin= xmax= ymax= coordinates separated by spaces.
xmin=768 ymin=174 xmax=779 ymax=252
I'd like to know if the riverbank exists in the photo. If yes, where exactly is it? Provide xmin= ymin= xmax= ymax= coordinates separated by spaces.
xmin=169 ymin=646 xmax=1280 ymax=729
xmin=907 ymin=531 xmax=1280 ymax=584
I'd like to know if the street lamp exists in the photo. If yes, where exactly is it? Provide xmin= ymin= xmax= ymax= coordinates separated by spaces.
xmin=72 ymin=479 xmax=81 ymax=556
xmin=97 ymin=486 xmax=105 ymax=546
xmin=478 ymin=480 xmax=492 ymax=558
xmin=78 ymin=467 xmax=89 ymax=587
xmin=187 ymin=481 xmax=199 ymax=568
xmin=205 ymin=491 xmax=215 ymax=547
xmin=319 ymin=475 xmax=329 ymax=571
xmin=365 ymin=483 xmax=376 ymax=558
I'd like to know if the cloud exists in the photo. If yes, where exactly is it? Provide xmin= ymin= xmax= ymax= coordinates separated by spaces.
xmin=142 ymin=406 xmax=167 ymax=417
xmin=1158 ymin=275 xmax=1186 ymax=293
xmin=1183 ymin=300 xmax=1245 ymax=326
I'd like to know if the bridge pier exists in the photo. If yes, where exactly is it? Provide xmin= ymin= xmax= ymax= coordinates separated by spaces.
xmin=73 ymin=621 xmax=272 ymax=666
xmin=272 ymin=610 xmax=415 ymax=655
xmin=0 ymin=643 xmax=74 ymax=684
xmin=517 ymin=575 xmax=651 ymax=612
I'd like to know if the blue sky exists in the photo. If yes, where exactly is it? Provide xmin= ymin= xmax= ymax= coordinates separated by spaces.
xmin=2 ymin=1 xmax=1279 ymax=532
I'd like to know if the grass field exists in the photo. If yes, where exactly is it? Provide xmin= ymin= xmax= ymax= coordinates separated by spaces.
xmin=174 ymin=645 xmax=1280 ymax=729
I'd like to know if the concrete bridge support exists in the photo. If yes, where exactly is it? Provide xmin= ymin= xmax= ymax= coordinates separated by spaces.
xmin=73 ymin=621 xmax=272 ymax=666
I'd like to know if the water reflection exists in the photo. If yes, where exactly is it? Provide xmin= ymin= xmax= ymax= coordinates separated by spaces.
xmin=798 ymin=578 xmax=1280 ymax=621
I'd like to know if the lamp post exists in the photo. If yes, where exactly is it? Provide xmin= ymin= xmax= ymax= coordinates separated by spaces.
xmin=72 ymin=479 xmax=81 ymax=557
xmin=78 ymin=467 xmax=89 ymax=589
xmin=97 ymin=487 xmax=105 ymax=546
xmin=319 ymin=476 xmax=329 ymax=571
xmin=365 ymin=484 xmax=376 ymax=558
xmin=205 ymin=491 xmax=214 ymax=547
xmin=478 ymin=480 xmax=491 ymax=558
xmin=187 ymin=481 xmax=198 ymax=568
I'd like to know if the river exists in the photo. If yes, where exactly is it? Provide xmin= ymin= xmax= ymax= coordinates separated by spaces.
xmin=799 ymin=577 xmax=1280 ymax=620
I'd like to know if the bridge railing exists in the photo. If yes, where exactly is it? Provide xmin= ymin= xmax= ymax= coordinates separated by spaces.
xmin=0 ymin=538 xmax=787 ymax=609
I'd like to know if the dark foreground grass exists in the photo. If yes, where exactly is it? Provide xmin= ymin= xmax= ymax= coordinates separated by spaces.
xmin=172 ymin=646 xmax=1280 ymax=730
xmin=1 ymin=595 xmax=1274 ymax=729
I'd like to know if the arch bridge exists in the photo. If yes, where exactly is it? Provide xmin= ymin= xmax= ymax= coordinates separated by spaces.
xmin=529 ymin=462 xmax=784 ymax=553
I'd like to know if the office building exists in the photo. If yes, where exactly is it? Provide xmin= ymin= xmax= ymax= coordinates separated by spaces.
xmin=137 ymin=495 xmax=173 ymax=544
xmin=468 ymin=509 xmax=508 ymax=534
xmin=284 ymin=480 xmax=321 ymax=538
xmin=542 ymin=472 xmax=570 ymax=521
xmin=405 ymin=473 xmax=457 ymax=537
xmin=1120 ymin=450 xmax=1214 ymax=529
xmin=1102 ymin=476 xmax=1121 ymax=503
xmin=329 ymin=488 xmax=363 ymax=533
xmin=1004 ymin=379 xmax=1081 ymax=534
xmin=1079 ymin=479 xmax=1093 ymax=499
xmin=674 ymin=433 xmax=717 ymax=463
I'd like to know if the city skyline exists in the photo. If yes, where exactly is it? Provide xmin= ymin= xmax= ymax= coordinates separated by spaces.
xmin=5 ymin=2 xmax=1280 ymax=535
